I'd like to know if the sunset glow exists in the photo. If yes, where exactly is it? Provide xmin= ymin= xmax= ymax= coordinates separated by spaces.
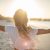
xmin=0 ymin=0 xmax=50 ymax=19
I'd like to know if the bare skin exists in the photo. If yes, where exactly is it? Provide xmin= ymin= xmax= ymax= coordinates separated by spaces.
xmin=14 ymin=9 xmax=50 ymax=50
xmin=37 ymin=29 xmax=50 ymax=35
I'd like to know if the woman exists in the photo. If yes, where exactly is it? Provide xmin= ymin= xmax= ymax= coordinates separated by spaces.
xmin=13 ymin=9 xmax=38 ymax=50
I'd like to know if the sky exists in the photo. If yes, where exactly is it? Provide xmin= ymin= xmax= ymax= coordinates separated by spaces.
xmin=0 ymin=0 xmax=50 ymax=19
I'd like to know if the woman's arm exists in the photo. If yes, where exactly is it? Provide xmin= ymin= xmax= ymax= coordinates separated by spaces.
xmin=37 ymin=29 xmax=50 ymax=35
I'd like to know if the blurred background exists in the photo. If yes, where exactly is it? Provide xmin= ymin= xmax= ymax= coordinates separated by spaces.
xmin=0 ymin=0 xmax=50 ymax=29
xmin=0 ymin=0 xmax=50 ymax=50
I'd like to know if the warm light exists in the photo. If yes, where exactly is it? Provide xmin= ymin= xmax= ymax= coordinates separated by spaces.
xmin=2 ymin=0 xmax=46 ymax=19
xmin=11 ymin=0 xmax=44 ymax=18
xmin=24 ymin=42 xmax=28 ymax=46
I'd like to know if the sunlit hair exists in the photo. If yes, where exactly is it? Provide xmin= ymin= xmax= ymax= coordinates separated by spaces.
xmin=14 ymin=9 xmax=30 ymax=40
xmin=14 ymin=9 xmax=28 ymax=26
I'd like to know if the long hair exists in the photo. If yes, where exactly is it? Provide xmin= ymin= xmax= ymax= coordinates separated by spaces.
xmin=14 ymin=9 xmax=30 ymax=40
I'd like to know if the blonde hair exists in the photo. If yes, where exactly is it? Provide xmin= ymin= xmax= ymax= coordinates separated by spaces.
xmin=14 ymin=9 xmax=30 ymax=40
xmin=14 ymin=9 xmax=28 ymax=26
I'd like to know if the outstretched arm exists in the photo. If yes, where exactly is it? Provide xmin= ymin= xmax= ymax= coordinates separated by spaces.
xmin=37 ymin=29 xmax=50 ymax=35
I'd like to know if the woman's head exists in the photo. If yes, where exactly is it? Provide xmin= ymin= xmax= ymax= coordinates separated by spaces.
xmin=14 ymin=9 xmax=28 ymax=26
xmin=14 ymin=9 xmax=30 ymax=40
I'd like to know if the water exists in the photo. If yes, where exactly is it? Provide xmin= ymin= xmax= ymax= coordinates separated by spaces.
xmin=0 ymin=32 xmax=14 ymax=50
xmin=28 ymin=21 xmax=50 ymax=29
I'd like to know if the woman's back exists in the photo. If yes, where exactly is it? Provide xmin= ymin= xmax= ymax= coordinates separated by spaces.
xmin=14 ymin=26 xmax=38 ymax=50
